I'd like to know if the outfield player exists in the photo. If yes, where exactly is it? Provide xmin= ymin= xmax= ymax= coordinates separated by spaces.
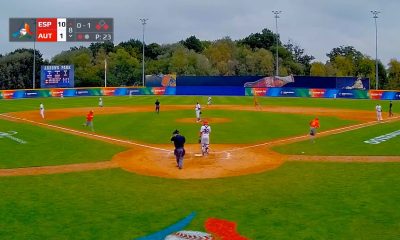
xmin=389 ymin=101 xmax=393 ymax=117
xmin=199 ymin=121 xmax=211 ymax=156
xmin=195 ymin=102 xmax=202 ymax=122
xmin=39 ymin=103 xmax=45 ymax=119
xmin=309 ymin=117 xmax=320 ymax=143
xmin=84 ymin=110 xmax=95 ymax=131
xmin=376 ymin=104 xmax=383 ymax=121
xmin=171 ymin=129 xmax=186 ymax=169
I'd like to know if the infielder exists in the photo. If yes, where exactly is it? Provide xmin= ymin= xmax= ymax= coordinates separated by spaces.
xmin=199 ymin=121 xmax=211 ymax=156
xmin=195 ymin=102 xmax=202 ymax=122
xmin=376 ymin=104 xmax=383 ymax=121
xmin=39 ymin=103 xmax=45 ymax=119
xmin=207 ymin=96 xmax=212 ymax=106
xmin=84 ymin=110 xmax=95 ymax=131
xmin=99 ymin=97 xmax=103 ymax=107
xmin=309 ymin=117 xmax=320 ymax=143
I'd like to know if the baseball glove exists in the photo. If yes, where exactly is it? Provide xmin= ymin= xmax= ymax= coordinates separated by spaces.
xmin=198 ymin=138 xmax=201 ymax=144
xmin=199 ymin=111 xmax=202 ymax=115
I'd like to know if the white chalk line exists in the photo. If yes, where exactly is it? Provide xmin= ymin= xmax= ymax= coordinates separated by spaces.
xmin=0 ymin=114 xmax=171 ymax=153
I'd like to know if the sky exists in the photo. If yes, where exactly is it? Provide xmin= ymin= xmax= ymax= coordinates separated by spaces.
xmin=0 ymin=0 xmax=398 ymax=65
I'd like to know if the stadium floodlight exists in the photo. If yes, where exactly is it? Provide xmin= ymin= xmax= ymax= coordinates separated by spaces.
xmin=272 ymin=10 xmax=282 ymax=76
xmin=139 ymin=18 xmax=148 ymax=87
xmin=371 ymin=10 xmax=380 ymax=90
xmin=32 ymin=20 xmax=36 ymax=89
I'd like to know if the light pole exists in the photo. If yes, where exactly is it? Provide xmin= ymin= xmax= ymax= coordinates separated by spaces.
xmin=272 ymin=11 xmax=282 ymax=76
xmin=139 ymin=18 xmax=148 ymax=87
xmin=104 ymin=58 xmax=107 ymax=87
xmin=371 ymin=10 xmax=380 ymax=90
xmin=32 ymin=20 xmax=36 ymax=89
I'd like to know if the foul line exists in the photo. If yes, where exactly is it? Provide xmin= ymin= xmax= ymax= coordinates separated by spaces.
xmin=0 ymin=114 xmax=171 ymax=153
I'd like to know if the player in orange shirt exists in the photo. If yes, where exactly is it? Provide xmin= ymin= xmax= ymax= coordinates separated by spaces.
xmin=309 ymin=117 xmax=320 ymax=142
xmin=84 ymin=110 xmax=94 ymax=131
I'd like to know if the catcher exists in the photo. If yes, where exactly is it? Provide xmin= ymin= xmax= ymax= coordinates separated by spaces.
xmin=199 ymin=121 xmax=211 ymax=156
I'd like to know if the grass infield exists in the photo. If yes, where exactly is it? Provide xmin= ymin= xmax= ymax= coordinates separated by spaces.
xmin=53 ymin=110 xmax=357 ymax=144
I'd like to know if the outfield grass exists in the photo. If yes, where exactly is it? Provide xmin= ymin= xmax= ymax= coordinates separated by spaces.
xmin=1 ymin=162 xmax=400 ymax=239
xmin=52 ymin=110 xmax=357 ymax=144
xmin=0 ymin=95 xmax=397 ymax=113
xmin=0 ymin=119 xmax=126 ymax=168
xmin=273 ymin=120 xmax=400 ymax=156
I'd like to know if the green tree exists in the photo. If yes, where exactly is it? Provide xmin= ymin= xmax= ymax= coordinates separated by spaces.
xmin=326 ymin=46 xmax=363 ymax=63
xmin=180 ymin=36 xmax=204 ymax=53
xmin=284 ymin=40 xmax=315 ymax=75
xmin=204 ymin=37 xmax=237 ymax=75
xmin=107 ymin=48 xmax=140 ymax=86
xmin=239 ymin=28 xmax=278 ymax=50
xmin=310 ymin=62 xmax=327 ymax=76
xmin=333 ymin=56 xmax=355 ymax=76
xmin=386 ymin=59 xmax=400 ymax=90
xmin=0 ymin=49 xmax=43 ymax=89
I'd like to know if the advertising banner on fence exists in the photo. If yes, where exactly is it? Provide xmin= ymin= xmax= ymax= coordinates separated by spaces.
xmin=0 ymin=87 xmax=174 ymax=99
xmin=245 ymin=87 xmax=372 ymax=99
xmin=369 ymin=90 xmax=400 ymax=100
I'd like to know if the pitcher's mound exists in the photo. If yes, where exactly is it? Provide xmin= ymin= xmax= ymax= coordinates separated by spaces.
xmin=176 ymin=118 xmax=232 ymax=124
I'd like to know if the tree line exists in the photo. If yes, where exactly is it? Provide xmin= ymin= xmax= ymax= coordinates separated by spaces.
xmin=0 ymin=28 xmax=399 ymax=89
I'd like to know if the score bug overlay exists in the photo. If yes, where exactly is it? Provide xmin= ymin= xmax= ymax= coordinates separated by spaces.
xmin=9 ymin=18 xmax=113 ymax=42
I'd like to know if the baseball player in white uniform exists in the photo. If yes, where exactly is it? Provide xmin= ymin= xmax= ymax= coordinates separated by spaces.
xmin=207 ymin=96 xmax=212 ymax=106
xmin=376 ymin=104 xmax=383 ymax=121
xmin=39 ymin=103 xmax=45 ymax=119
xmin=99 ymin=97 xmax=103 ymax=107
xmin=199 ymin=121 xmax=211 ymax=156
xmin=195 ymin=102 xmax=201 ymax=122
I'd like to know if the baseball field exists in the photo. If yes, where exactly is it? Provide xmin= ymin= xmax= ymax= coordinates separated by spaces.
xmin=1 ymin=96 xmax=400 ymax=239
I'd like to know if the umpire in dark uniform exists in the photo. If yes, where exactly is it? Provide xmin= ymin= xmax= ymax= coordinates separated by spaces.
xmin=171 ymin=130 xmax=186 ymax=169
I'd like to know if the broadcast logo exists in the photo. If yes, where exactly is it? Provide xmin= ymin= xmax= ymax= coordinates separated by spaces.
xmin=12 ymin=22 xmax=34 ymax=40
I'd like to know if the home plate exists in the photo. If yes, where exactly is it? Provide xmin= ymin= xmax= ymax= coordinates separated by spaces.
xmin=194 ymin=153 xmax=203 ymax=157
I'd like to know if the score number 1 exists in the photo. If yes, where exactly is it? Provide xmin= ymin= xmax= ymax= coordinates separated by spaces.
xmin=57 ymin=18 xmax=67 ymax=42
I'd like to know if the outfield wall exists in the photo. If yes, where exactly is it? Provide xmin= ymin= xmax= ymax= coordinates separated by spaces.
xmin=0 ymin=87 xmax=399 ymax=100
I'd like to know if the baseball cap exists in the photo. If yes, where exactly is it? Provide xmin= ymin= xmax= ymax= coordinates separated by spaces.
xmin=173 ymin=129 xmax=180 ymax=134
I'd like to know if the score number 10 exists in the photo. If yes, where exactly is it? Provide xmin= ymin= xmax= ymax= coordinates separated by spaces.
xmin=57 ymin=18 xmax=67 ymax=42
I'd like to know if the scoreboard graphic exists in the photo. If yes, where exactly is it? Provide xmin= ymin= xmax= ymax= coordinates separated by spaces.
xmin=40 ymin=65 xmax=74 ymax=88
xmin=9 ymin=18 xmax=113 ymax=42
